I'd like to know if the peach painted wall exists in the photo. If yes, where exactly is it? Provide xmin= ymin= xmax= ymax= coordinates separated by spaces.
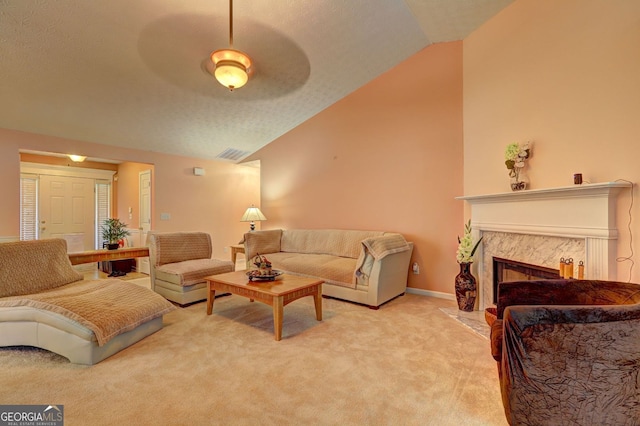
xmin=0 ymin=129 xmax=261 ymax=258
xmin=245 ymin=42 xmax=464 ymax=294
xmin=464 ymin=0 xmax=640 ymax=282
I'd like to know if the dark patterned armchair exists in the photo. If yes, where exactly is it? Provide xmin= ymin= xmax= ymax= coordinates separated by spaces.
xmin=485 ymin=279 xmax=640 ymax=425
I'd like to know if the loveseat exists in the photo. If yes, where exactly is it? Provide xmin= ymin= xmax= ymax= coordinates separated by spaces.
xmin=0 ymin=239 xmax=175 ymax=365
xmin=485 ymin=279 xmax=640 ymax=425
xmin=243 ymin=229 xmax=413 ymax=308
xmin=148 ymin=232 xmax=234 ymax=305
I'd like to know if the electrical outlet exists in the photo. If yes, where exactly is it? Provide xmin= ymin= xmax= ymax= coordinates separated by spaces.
xmin=223 ymin=246 xmax=229 ymax=253
xmin=412 ymin=262 xmax=420 ymax=274
xmin=160 ymin=213 xmax=171 ymax=220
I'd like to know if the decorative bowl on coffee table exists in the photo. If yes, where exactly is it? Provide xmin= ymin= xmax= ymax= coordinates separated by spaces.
xmin=246 ymin=269 xmax=283 ymax=281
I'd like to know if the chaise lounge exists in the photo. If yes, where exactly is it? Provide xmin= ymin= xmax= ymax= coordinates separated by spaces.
xmin=0 ymin=239 xmax=175 ymax=365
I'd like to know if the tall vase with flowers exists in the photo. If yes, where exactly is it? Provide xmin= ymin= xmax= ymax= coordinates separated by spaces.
xmin=455 ymin=220 xmax=482 ymax=312
xmin=505 ymin=141 xmax=531 ymax=191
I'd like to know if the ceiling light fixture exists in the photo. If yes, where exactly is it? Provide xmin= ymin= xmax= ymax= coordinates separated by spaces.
xmin=210 ymin=0 xmax=252 ymax=91
xmin=68 ymin=154 xmax=87 ymax=162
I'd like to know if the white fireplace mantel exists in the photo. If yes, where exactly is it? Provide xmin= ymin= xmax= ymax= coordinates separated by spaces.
xmin=457 ymin=182 xmax=631 ymax=309
xmin=457 ymin=182 xmax=630 ymax=239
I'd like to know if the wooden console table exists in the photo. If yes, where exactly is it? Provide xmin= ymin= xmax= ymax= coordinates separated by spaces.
xmin=68 ymin=247 xmax=150 ymax=265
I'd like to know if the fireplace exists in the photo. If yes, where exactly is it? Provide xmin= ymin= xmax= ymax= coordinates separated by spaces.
xmin=457 ymin=182 xmax=631 ymax=310
xmin=492 ymin=257 xmax=559 ymax=304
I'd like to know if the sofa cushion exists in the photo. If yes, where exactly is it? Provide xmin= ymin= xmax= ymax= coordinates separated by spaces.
xmin=244 ymin=229 xmax=282 ymax=259
xmin=151 ymin=232 xmax=212 ymax=266
xmin=266 ymin=252 xmax=357 ymax=288
xmin=155 ymin=258 xmax=234 ymax=286
xmin=281 ymin=229 xmax=384 ymax=259
xmin=0 ymin=239 xmax=83 ymax=298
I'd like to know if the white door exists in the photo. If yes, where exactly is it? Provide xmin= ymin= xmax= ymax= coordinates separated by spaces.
xmin=39 ymin=175 xmax=95 ymax=252
xmin=138 ymin=169 xmax=152 ymax=274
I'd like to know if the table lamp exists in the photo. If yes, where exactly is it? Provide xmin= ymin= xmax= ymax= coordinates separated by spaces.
xmin=240 ymin=205 xmax=266 ymax=231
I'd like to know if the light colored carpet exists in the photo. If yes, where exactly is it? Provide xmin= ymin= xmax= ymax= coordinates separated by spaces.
xmin=126 ymin=276 xmax=152 ymax=288
xmin=0 ymin=290 xmax=507 ymax=425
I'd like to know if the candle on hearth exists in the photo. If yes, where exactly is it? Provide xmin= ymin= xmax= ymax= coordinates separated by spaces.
xmin=569 ymin=258 xmax=573 ymax=278
xmin=567 ymin=258 xmax=574 ymax=279
xmin=559 ymin=257 xmax=565 ymax=278
xmin=578 ymin=261 xmax=584 ymax=279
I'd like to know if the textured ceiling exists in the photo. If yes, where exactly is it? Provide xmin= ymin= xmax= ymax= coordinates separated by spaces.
xmin=0 ymin=0 xmax=513 ymax=162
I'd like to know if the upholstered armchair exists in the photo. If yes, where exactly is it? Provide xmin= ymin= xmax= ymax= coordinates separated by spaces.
xmin=148 ymin=232 xmax=234 ymax=305
xmin=485 ymin=279 xmax=640 ymax=425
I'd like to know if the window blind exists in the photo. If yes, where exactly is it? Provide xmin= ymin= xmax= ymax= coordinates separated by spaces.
xmin=20 ymin=174 xmax=38 ymax=241
xmin=95 ymin=180 xmax=111 ymax=249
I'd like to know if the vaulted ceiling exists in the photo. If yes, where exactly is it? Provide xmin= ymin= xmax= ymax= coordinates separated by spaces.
xmin=1 ymin=0 xmax=513 ymax=162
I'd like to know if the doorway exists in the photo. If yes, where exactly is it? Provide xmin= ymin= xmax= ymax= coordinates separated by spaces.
xmin=137 ymin=169 xmax=152 ymax=274
xmin=19 ymin=153 xmax=155 ymax=263
xmin=20 ymin=162 xmax=115 ymax=252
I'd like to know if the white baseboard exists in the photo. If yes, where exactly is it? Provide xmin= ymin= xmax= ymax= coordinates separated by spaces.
xmin=0 ymin=236 xmax=19 ymax=243
xmin=406 ymin=287 xmax=455 ymax=301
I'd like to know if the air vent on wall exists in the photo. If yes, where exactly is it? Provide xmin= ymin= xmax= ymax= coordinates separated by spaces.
xmin=216 ymin=148 xmax=251 ymax=162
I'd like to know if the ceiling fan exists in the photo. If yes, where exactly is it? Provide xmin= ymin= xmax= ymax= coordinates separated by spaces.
xmin=137 ymin=3 xmax=311 ymax=100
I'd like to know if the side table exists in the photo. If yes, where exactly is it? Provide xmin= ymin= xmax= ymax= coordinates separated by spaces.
xmin=230 ymin=244 xmax=245 ymax=265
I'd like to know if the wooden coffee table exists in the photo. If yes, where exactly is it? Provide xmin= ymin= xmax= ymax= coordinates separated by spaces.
xmin=205 ymin=271 xmax=323 ymax=341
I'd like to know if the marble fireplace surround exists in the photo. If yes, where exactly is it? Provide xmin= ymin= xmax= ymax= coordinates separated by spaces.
xmin=457 ymin=182 xmax=631 ymax=310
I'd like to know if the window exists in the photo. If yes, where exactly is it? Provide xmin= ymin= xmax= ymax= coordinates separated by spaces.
xmin=20 ymin=174 xmax=38 ymax=240
xmin=95 ymin=180 xmax=111 ymax=249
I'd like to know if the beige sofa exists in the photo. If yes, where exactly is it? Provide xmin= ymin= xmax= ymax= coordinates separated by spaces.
xmin=148 ymin=232 xmax=234 ymax=305
xmin=243 ymin=229 xmax=413 ymax=308
xmin=0 ymin=239 xmax=175 ymax=365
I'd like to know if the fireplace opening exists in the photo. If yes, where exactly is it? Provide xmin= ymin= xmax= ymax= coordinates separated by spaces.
xmin=493 ymin=257 xmax=560 ymax=304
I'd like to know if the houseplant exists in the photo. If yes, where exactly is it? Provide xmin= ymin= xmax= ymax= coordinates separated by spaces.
xmin=505 ymin=141 xmax=531 ymax=191
xmin=455 ymin=220 xmax=482 ymax=312
xmin=101 ymin=218 xmax=130 ymax=250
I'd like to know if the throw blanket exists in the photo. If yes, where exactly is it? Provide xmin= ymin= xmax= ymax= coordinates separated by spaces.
xmin=354 ymin=234 xmax=410 ymax=284
xmin=362 ymin=234 xmax=410 ymax=259
xmin=0 ymin=280 xmax=175 ymax=346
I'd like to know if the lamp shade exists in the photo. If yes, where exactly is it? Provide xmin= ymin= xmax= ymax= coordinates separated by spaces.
xmin=240 ymin=205 xmax=267 ymax=222
xmin=241 ymin=205 xmax=266 ymax=231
